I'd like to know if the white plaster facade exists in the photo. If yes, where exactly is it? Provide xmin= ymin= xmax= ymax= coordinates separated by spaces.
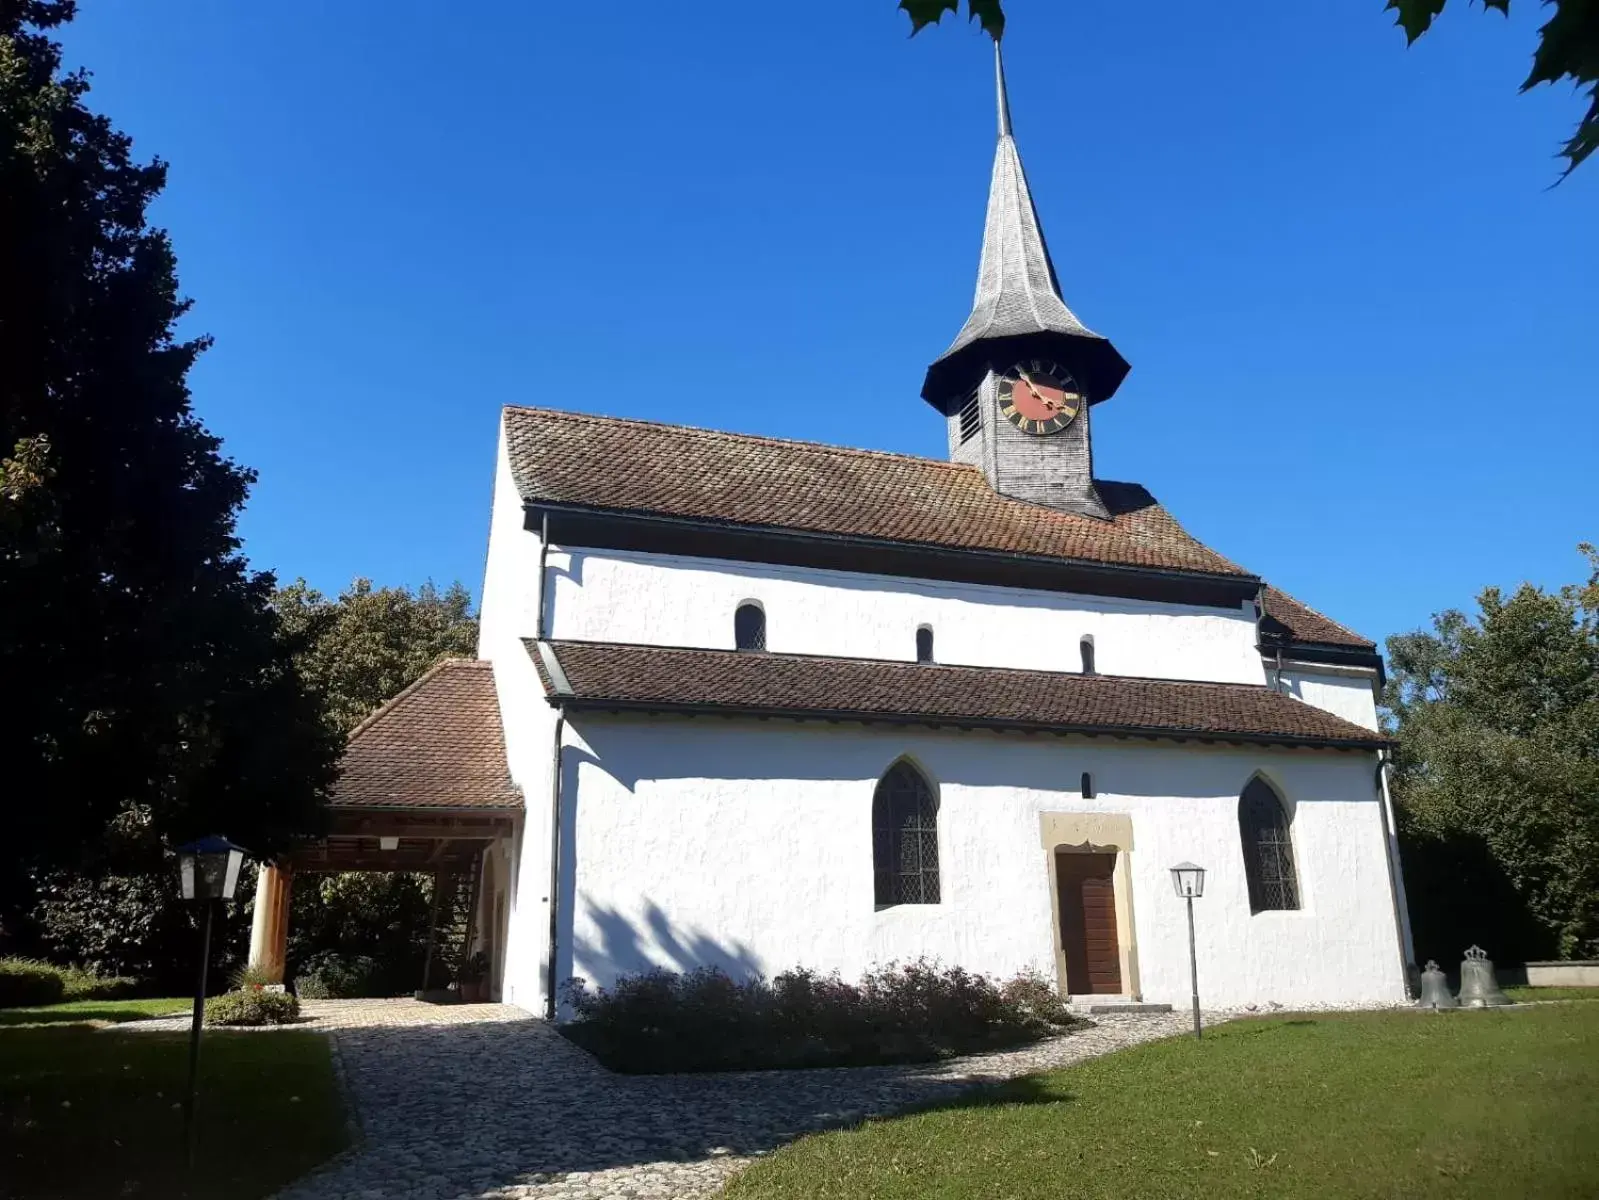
xmin=474 ymin=424 xmax=1411 ymax=1016
xmin=545 ymin=548 xmax=1264 ymax=684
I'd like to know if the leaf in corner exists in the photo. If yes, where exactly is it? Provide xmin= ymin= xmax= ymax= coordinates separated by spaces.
xmin=900 ymin=0 xmax=961 ymax=35
xmin=1386 ymin=0 xmax=1450 ymax=43
xmin=968 ymin=0 xmax=1006 ymax=40
xmin=1518 ymin=0 xmax=1599 ymax=174
xmin=900 ymin=0 xmax=1005 ymax=40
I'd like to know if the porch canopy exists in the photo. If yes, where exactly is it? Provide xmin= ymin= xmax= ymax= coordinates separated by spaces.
xmin=248 ymin=659 xmax=523 ymax=985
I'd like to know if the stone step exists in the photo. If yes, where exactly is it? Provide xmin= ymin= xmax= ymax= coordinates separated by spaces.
xmin=1079 ymin=1001 xmax=1174 ymax=1015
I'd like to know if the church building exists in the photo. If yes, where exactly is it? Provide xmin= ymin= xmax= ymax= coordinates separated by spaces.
xmin=263 ymin=46 xmax=1415 ymax=1015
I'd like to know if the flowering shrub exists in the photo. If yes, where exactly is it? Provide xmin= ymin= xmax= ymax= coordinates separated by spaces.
xmin=204 ymin=988 xmax=300 ymax=1026
xmin=560 ymin=960 xmax=1082 ymax=1073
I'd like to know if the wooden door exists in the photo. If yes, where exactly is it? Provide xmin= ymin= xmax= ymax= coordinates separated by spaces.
xmin=1057 ymin=852 xmax=1123 ymax=995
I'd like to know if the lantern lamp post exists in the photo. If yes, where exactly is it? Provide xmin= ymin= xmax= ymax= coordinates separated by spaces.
xmin=175 ymin=836 xmax=247 ymax=1165
xmin=1170 ymin=862 xmax=1206 ymax=1040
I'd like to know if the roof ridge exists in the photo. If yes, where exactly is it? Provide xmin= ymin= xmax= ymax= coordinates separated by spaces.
xmin=504 ymin=404 xmax=977 ymax=471
xmin=541 ymin=638 xmax=1275 ymax=694
xmin=503 ymin=404 xmax=1155 ymax=493
xmin=343 ymin=657 xmax=488 ymax=743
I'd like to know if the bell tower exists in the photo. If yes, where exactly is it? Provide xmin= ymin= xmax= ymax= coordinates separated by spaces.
xmin=922 ymin=43 xmax=1130 ymax=520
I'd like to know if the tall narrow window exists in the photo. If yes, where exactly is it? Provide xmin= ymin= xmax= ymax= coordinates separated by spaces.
xmin=872 ymin=761 xmax=940 ymax=906
xmin=1080 ymin=772 xmax=1095 ymax=799
xmin=734 ymin=602 xmax=766 ymax=652
xmin=1239 ymin=777 xmax=1299 ymax=912
xmin=915 ymin=625 xmax=934 ymax=664
xmin=1080 ymin=636 xmax=1096 ymax=675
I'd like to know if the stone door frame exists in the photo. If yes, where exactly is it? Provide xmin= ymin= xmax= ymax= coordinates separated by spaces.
xmin=1040 ymin=812 xmax=1141 ymax=1001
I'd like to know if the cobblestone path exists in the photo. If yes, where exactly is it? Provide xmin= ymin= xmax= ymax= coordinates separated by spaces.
xmin=252 ymin=999 xmax=1235 ymax=1200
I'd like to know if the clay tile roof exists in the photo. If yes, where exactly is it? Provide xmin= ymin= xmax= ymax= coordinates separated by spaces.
xmin=530 ymin=640 xmax=1387 ymax=750
xmin=503 ymin=406 xmax=1251 ymax=578
xmin=1261 ymin=586 xmax=1375 ymax=650
xmin=332 ymin=659 xmax=522 ymax=810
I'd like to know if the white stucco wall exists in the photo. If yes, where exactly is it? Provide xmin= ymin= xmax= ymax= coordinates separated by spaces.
xmin=545 ymin=548 xmax=1266 ymax=684
xmin=477 ymin=427 xmax=558 ymax=1010
xmin=1279 ymin=668 xmax=1380 ymax=732
xmin=547 ymin=714 xmax=1408 ymax=1014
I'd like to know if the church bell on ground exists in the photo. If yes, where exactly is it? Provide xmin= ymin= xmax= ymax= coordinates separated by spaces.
xmin=1416 ymin=960 xmax=1458 ymax=1010
xmin=1456 ymin=945 xmax=1513 ymax=1008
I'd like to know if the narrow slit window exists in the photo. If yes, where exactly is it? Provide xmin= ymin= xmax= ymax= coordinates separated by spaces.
xmin=1081 ymin=772 xmax=1095 ymax=799
xmin=1080 ymin=636 xmax=1096 ymax=675
xmin=734 ymin=602 xmax=766 ymax=652
xmin=916 ymin=625 xmax=934 ymax=664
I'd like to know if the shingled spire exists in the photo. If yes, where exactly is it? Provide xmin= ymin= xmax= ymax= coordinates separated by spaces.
xmin=921 ymin=42 xmax=1129 ymax=411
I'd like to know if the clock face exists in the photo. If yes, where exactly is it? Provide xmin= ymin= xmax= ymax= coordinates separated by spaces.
xmin=998 ymin=360 xmax=1084 ymax=436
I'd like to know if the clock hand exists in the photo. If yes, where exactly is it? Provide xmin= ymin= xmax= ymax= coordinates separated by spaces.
xmin=1017 ymin=371 xmax=1064 ymax=413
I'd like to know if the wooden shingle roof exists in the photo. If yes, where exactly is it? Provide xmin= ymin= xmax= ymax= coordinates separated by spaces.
xmin=331 ymin=659 xmax=521 ymax=810
xmin=504 ymin=406 xmax=1250 ymax=579
xmin=531 ymin=640 xmax=1388 ymax=750
xmin=1261 ymin=586 xmax=1374 ymax=650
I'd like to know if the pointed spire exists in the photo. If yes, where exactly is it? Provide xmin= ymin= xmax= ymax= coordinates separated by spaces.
xmin=995 ymin=40 xmax=1011 ymax=139
xmin=921 ymin=42 xmax=1129 ymax=410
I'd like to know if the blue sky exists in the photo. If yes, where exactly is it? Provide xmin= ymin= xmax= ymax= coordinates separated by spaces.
xmin=62 ymin=1 xmax=1595 ymax=648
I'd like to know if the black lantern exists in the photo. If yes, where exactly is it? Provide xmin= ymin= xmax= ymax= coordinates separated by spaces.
xmin=174 ymin=836 xmax=249 ymax=1165
xmin=1170 ymin=861 xmax=1206 ymax=1039
xmin=1170 ymin=861 xmax=1206 ymax=899
xmin=177 ymin=836 xmax=246 ymax=902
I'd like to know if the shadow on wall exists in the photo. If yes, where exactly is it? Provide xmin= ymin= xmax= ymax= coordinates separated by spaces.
xmin=568 ymin=900 xmax=763 ymax=996
xmin=1400 ymin=825 xmax=1548 ymax=965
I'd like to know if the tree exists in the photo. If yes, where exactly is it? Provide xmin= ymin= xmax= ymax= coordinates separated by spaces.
xmin=1386 ymin=546 xmax=1599 ymax=961
xmin=273 ymin=578 xmax=478 ymax=733
xmin=26 ymin=578 xmax=475 ymax=986
xmin=0 ymin=0 xmax=338 ymax=924
xmin=901 ymin=1 xmax=1598 ymax=175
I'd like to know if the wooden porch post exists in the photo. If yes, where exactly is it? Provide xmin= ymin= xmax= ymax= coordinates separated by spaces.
xmin=246 ymin=864 xmax=294 ymax=984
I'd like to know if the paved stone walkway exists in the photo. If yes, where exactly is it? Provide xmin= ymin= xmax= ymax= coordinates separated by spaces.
xmin=229 ymin=999 xmax=1244 ymax=1200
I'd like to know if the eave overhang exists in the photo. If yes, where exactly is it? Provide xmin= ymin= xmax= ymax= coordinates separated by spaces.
xmin=522 ymin=501 xmax=1261 ymax=611
xmin=528 ymin=639 xmax=1393 ymax=754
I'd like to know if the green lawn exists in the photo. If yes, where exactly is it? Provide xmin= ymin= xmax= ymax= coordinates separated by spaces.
xmin=1505 ymin=985 xmax=1599 ymax=1003
xmin=1 ymin=1025 xmax=346 ymax=1199
xmin=726 ymin=1005 xmax=1599 ymax=1200
xmin=0 ymin=996 xmax=189 ymax=1027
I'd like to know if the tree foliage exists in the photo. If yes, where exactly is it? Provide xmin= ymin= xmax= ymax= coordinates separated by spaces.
xmin=286 ymin=872 xmax=435 ymax=997
xmin=274 ymin=578 xmax=478 ymax=733
xmin=902 ymin=0 xmax=1597 ymax=175
xmin=1386 ymin=546 xmax=1599 ymax=961
xmin=0 ymin=0 xmax=338 ymax=920
xmin=1388 ymin=0 xmax=1599 ymax=174
xmin=899 ymin=0 xmax=1005 ymax=40
xmin=24 ymin=578 xmax=476 ymax=986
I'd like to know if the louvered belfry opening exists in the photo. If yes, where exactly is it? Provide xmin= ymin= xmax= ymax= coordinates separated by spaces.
xmin=1239 ymin=777 xmax=1300 ymax=911
xmin=872 ymin=761 xmax=940 ymax=906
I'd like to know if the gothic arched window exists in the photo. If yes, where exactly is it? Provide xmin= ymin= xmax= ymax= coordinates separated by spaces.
xmin=734 ymin=602 xmax=766 ymax=652
xmin=1080 ymin=635 xmax=1096 ymax=675
xmin=1239 ymin=777 xmax=1299 ymax=912
xmin=872 ymin=761 xmax=940 ymax=906
xmin=915 ymin=625 xmax=934 ymax=664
